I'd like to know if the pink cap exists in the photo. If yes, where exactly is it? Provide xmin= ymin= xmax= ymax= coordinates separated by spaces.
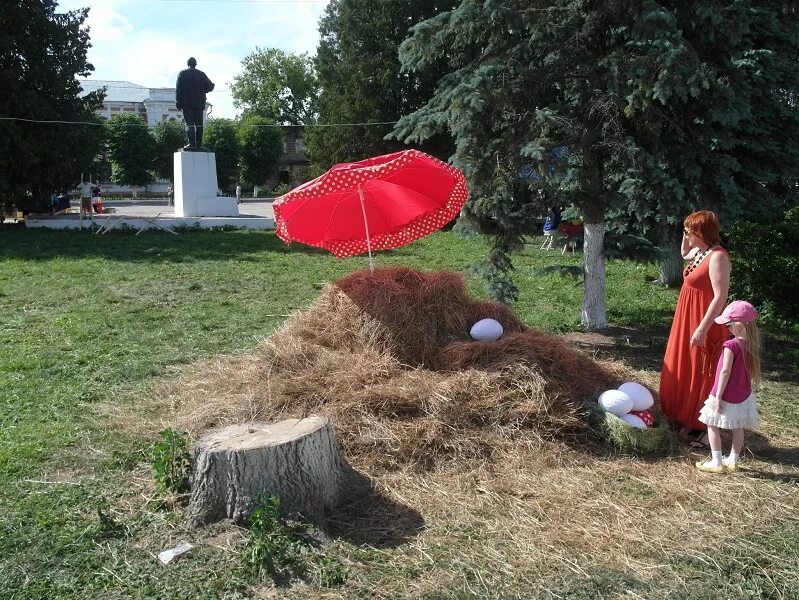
xmin=714 ymin=300 xmax=758 ymax=324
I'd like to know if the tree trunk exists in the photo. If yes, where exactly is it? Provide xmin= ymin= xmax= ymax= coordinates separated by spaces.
xmin=579 ymin=131 xmax=607 ymax=331
xmin=582 ymin=218 xmax=607 ymax=330
xmin=657 ymin=222 xmax=683 ymax=286
xmin=187 ymin=416 xmax=367 ymax=528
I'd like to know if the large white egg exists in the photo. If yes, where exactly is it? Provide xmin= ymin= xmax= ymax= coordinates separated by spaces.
xmin=469 ymin=318 xmax=504 ymax=341
xmin=620 ymin=413 xmax=648 ymax=429
xmin=618 ymin=381 xmax=654 ymax=411
xmin=598 ymin=389 xmax=634 ymax=416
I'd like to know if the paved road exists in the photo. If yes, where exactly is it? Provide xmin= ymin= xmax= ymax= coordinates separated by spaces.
xmin=103 ymin=199 xmax=275 ymax=219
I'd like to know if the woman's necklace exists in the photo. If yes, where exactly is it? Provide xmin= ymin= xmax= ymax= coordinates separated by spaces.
xmin=684 ymin=245 xmax=715 ymax=277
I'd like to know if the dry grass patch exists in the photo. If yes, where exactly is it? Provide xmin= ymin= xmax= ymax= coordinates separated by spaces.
xmin=128 ymin=267 xmax=799 ymax=595
xmin=162 ymin=268 xmax=638 ymax=472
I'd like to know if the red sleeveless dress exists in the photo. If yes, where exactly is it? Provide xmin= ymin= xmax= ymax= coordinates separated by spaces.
xmin=659 ymin=248 xmax=727 ymax=430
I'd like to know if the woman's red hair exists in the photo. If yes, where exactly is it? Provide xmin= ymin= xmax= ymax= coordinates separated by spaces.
xmin=684 ymin=211 xmax=720 ymax=246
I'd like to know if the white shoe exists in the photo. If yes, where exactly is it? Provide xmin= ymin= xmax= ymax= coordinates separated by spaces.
xmin=722 ymin=457 xmax=739 ymax=472
xmin=695 ymin=460 xmax=725 ymax=473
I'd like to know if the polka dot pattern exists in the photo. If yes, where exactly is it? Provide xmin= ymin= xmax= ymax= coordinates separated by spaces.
xmin=273 ymin=149 xmax=469 ymax=258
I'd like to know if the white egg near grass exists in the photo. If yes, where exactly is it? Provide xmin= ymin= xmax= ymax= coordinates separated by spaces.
xmin=470 ymin=318 xmax=504 ymax=341
xmin=620 ymin=413 xmax=648 ymax=429
xmin=617 ymin=381 xmax=654 ymax=411
xmin=598 ymin=389 xmax=633 ymax=416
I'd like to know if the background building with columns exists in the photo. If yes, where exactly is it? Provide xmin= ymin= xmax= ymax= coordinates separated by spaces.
xmin=78 ymin=80 xmax=190 ymax=127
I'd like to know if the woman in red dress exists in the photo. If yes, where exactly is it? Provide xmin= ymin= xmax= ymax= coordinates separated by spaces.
xmin=660 ymin=211 xmax=730 ymax=445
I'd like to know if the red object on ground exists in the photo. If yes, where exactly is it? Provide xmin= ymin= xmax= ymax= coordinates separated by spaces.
xmin=629 ymin=409 xmax=655 ymax=427
xmin=273 ymin=149 xmax=468 ymax=258
xmin=560 ymin=221 xmax=583 ymax=237
xmin=92 ymin=200 xmax=106 ymax=214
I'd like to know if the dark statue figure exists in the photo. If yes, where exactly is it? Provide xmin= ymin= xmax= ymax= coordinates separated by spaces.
xmin=175 ymin=57 xmax=215 ymax=151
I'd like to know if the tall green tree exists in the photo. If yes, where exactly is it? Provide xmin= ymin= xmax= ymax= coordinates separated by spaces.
xmin=204 ymin=118 xmax=241 ymax=193
xmin=230 ymin=48 xmax=317 ymax=125
xmin=393 ymin=0 xmax=799 ymax=329
xmin=238 ymin=116 xmax=284 ymax=195
xmin=618 ymin=2 xmax=799 ymax=284
xmin=106 ymin=113 xmax=154 ymax=196
xmin=151 ymin=120 xmax=185 ymax=182
xmin=0 ymin=1 xmax=104 ymax=212
xmin=304 ymin=0 xmax=459 ymax=171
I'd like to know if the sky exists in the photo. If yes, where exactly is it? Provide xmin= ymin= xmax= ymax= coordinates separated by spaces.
xmin=57 ymin=0 xmax=330 ymax=119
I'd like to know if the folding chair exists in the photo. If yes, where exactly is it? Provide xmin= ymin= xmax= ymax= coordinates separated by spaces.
xmin=540 ymin=229 xmax=566 ymax=250
xmin=135 ymin=213 xmax=178 ymax=236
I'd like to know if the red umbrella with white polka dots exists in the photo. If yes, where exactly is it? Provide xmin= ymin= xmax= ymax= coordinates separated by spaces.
xmin=273 ymin=149 xmax=468 ymax=270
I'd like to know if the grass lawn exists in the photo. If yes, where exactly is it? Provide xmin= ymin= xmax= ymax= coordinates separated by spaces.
xmin=1 ymin=227 xmax=797 ymax=599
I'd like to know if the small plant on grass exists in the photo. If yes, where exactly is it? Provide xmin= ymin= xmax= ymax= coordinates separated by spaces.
xmin=152 ymin=428 xmax=192 ymax=493
xmin=317 ymin=553 xmax=348 ymax=588
xmin=243 ymin=493 xmax=313 ymax=584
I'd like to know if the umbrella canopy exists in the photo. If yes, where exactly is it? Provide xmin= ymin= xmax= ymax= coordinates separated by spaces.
xmin=273 ymin=149 xmax=468 ymax=260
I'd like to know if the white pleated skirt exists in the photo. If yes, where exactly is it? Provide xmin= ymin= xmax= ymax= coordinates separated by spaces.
xmin=698 ymin=393 xmax=759 ymax=429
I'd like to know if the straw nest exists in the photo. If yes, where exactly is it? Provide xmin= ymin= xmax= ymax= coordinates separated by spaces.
xmin=167 ymin=267 xmax=660 ymax=471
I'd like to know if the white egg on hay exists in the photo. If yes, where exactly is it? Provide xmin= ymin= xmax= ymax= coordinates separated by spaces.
xmin=469 ymin=318 xmax=504 ymax=342
xmin=620 ymin=413 xmax=647 ymax=429
xmin=598 ymin=389 xmax=633 ymax=416
xmin=618 ymin=381 xmax=654 ymax=411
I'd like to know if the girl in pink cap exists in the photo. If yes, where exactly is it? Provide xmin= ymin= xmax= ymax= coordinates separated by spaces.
xmin=695 ymin=300 xmax=761 ymax=473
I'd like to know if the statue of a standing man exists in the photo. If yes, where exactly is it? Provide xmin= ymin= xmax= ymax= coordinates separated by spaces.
xmin=175 ymin=57 xmax=215 ymax=151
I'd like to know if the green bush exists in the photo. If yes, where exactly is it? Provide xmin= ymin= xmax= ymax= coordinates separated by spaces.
xmin=151 ymin=428 xmax=191 ymax=494
xmin=725 ymin=208 xmax=799 ymax=323
xmin=271 ymin=183 xmax=291 ymax=197
xmin=243 ymin=493 xmax=311 ymax=583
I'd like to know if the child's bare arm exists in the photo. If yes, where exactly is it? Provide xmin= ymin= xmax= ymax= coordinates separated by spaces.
xmin=712 ymin=347 xmax=734 ymax=414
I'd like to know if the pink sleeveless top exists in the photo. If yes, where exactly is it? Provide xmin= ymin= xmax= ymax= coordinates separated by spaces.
xmin=710 ymin=337 xmax=752 ymax=404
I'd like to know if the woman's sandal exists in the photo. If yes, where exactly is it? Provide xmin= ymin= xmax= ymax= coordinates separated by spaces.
xmin=688 ymin=431 xmax=710 ymax=450
xmin=678 ymin=427 xmax=694 ymax=442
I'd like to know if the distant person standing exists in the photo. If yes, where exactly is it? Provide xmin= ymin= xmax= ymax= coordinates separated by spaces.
xmin=236 ymin=182 xmax=242 ymax=204
xmin=167 ymin=183 xmax=174 ymax=207
xmin=77 ymin=177 xmax=95 ymax=227
xmin=175 ymin=57 xmax=214 ymax=151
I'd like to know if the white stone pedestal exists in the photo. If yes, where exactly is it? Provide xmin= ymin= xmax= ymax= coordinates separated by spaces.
xmin=174 ymin=151 xmax=239 ymax=217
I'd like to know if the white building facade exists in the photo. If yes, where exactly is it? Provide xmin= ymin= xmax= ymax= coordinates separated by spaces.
xmin=78 ymin=80 xmax=194 ymax=127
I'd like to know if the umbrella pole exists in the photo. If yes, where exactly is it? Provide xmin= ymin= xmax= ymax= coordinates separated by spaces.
xmin=357 ymin=185 xmax=375 ymax=273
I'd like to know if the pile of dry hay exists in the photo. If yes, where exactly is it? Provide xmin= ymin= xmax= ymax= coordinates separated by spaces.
xmin=167 ymin=267 xmax=643 ymax=471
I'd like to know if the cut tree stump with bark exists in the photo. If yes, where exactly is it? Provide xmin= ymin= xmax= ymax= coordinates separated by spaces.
xmin=187 ymin=415 xmax=367 ymax=528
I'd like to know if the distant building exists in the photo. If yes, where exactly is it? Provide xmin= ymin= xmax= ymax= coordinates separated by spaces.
xmin=278 ymin=126 xmax=311 ymax=187
xmin=78 ymin=80 xmax=189 ymax=127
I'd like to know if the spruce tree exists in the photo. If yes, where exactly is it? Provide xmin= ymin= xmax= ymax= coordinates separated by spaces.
xmin=393 ymin=1 xmax=799 ymax=328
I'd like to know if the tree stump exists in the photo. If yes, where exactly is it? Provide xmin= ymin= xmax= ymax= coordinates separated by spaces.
xmin=187 ymin=415 xmax=366 ymax=528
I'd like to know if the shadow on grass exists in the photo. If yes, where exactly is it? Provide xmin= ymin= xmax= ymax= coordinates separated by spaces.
xmin=0 ymin=227 xmax=416 ymax=266
xmin=0 ymin=228 xmax=335 ymax=263
xmin=746 ymin=430 xmax=799 ymax=469
xmin=564 ymin=323 xmax=670 ymax=372
xmin=567 ymin=325 xmax=799 ymax=385
xmin=326 ymin=488 xmax=425 ymax=548
xmin=762 ymin=332 xmax=799 ymax=384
